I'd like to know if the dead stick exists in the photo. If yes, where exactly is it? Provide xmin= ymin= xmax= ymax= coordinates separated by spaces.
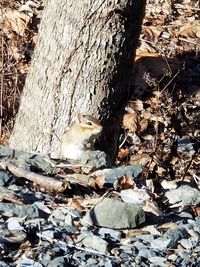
xmin=0 ymin=162 xmax=66 ymax=192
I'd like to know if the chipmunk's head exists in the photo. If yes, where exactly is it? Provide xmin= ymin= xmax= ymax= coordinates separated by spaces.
xmin=77 ymin=113 xmax=103 ymax=136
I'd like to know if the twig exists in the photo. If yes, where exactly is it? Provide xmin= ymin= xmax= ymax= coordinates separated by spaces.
xmin=181 ymin=150 xmax=198 ymax=181
xmin=174 ymin=4 xmax=200 ymax=11
xmin=193 ymin=173 xmax=200 ymax=185
xmin=0 ymin=161 xmax=66 ymax=192
xmin=178 ymin=37 xmax=198 ymax=45
xmin=161 ymin=69 xmax=180 ymax=93
xmin=119 ymin=133 xmax=128 ymax=148
xmin=53 ymin=162 xmax=92 ymax=168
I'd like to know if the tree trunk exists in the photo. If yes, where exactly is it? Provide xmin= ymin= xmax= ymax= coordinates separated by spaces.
xmin=9 ymin=0 xmax=146 ymax=158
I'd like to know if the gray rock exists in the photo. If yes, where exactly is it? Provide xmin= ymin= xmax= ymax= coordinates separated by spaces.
xmin=138 ymin=248 xmax=156 ymax=259
xmin=165 ymin=185 xmax=200 ymax=206
xmin=179 ymin=250 xmax=190 ymax=259
xmin=33 ymin=202 xmax=51 ymax=215
xmin=179 ymin=238 xmax=192 ymax=249
xmin=151 ymin=238 xmax=171 ymax=250
xmin=17 ymin=256 xmax=43 ymax=267
xmin=0 ymin=171 xmax=15 ymax=186
xmin=168 ymin=254 xmax=177 ymax=261
xmin=86 ymin=258 xmax=98 ymax=266
xmin=149 ymin=256 xmax=167 ymax=266
xmin=81 ymin=233 xmax=108 ymax=253
xmin=144 ymin=225 xmax=161 ymax=236
xmin=163 ymin=227 xmax=188 ymax=248
xmin=137 ymin=234 xmax=154 ymax=243
xmin=0 ymin=145 xmax=58 ymax=175
xmin=104 ymin=259 xmax=115 ymax=267
xmin=40 ymin=229 xmax=54 ymax=239
xmin=151 ymin=227 xmax=188 ymax=249
xmin=47 ymin=256 xmax=66 ymax=267
xmin=178 ymin=211 xmax=193 ymax=219
xmin=78 ymin=150 xmax=112 ymax=169
xmin=104 ymin=165 xmax=142 ymax=185
xmin=37 ymin=253 xmax=51 ymax=266
xmin=188 ymin=229 xmax=199 ymax=242
xmin=6 ymin=217 xmax=24 ymax=231
xmin=0 ymin=203 xmax=39 ymax=218
xmin=119 ymin=245 xmax=133 ymax=254
xmin=132 ymin=240 xmax=147 ymax=249
xmin=0 ymin=187 xmax=17 ymax=202
xmin=195 ymin=217 xmax=200 ymax=233
xmin=0 ymin=262 xmax=12 ymax=267
xmin=73 ymin=251 xmax=93 ymax=262
xmin=48 ymin=207 xmax=80 ymax=227
xmin=98 ymin=228 xmax=121 ymax=240
xmin=82 ymin=197 xmax=145 ymax=229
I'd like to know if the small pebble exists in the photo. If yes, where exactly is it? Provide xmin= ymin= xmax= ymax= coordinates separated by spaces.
xmin=179 ymin=238 xmax=192 ymax=249
xmin=168 ymin=254 xmax=177 ymax=261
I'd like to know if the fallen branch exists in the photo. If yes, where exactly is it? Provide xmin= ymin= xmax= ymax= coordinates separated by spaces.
xmin=0 ymin=161 xmax=67 ymax=192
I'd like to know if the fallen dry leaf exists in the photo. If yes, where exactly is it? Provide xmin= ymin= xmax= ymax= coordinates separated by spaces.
xmin=121 ymin=188 xmax=151 ymax=204
xmin=2 ymin=9 xmax=30 ymax=36
xmin=130 ymin=153 xmax=152 ymax=166
xmin=117 ymin=148 xmax=129 ymax=161
xmin=142 ymin=26 xmax=163 ymax=42
xmin=138 ymin=117 xmax=148 ymax=132
xmin=191 ymin=206 xmax=200 ymax=217
xmin=122 ymin=113 xmax=138 ymax=133
xmin=179 ymin=21 xmax=200 ymax=38
xmin=113 ymin=175 xmax=134 ymax=190
xmin=143 ymin=199 xmax=163 ymax=216
xmin=129 ymin=100 xmax=144 ymax=111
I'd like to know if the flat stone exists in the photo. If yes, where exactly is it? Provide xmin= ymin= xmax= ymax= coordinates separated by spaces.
xmin=6 ymin=217 xmax=24 ymax=231
xmin=0 ymin=262 xmax=9 ymax=267
xmin=104 ymin=259 xmax=115 ymax=267
xmin=136 ymin=234 xmax=154 ymax=243
xmin=98 ymin=228 xmax=121 ymax=240
xmin=178 ymin=211 xmax=193 ymax=219
xmin=0 ymin=203 xmax=39 ymax=218
xmin=151 ymin=238 xmax=171 ymax=249
xmin=86 ymin=258 xmax=98 ymax=266
xmin=104 ymin=165 xmax=142 ymax=185
xmin=163 ymin=227 xmax=188 ymax=248
xmin=179 ymin=250 xmax=190 ymax=259
xmin=138 ymin=248 xmax=156 ymax=259
xmin=149 ymin=256 xmax=167 ymax=267
xmin=151 ymin=227 xmax=188 ymax=249
xmin=18 ymin=256 xmax=43 ymax=267
xmin=81 ymin=233 xmax=108 ymax=253
xmin=168 ymin=254 xmax=177 ymax=261
xmin=47 ymin=256 xmax=66 ymax=267
xmin=82 ymin=197 xmax=145 ymax=229
xmin=79 ymin=150 xmax=112 ymax=169
xmin=0 ymin=172 xmax=15 ymax=186
xmin=165 ymin=185 xmax=200 ymax=206
xmin=0 ymin=145 xmax=58 ymax=175
xmin=179 ymin=238 xmax=192 ymax=249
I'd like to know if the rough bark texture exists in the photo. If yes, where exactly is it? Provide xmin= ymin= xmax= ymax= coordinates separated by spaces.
xmin=9 ymin=0 xmax=146 ymax=158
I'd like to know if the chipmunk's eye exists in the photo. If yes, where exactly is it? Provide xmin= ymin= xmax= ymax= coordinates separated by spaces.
xmin=87 ymin=121 xmax=93 ymax=126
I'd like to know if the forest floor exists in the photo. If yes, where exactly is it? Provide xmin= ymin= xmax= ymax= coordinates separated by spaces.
xmin=0 ymin=0 xmax=200 ymax=266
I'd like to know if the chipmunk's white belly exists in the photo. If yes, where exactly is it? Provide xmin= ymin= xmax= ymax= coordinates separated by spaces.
xmin=61 ymin=144 xmax=83 ymax=160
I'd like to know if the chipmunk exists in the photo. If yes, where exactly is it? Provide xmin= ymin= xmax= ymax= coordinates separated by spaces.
xmin=61 ymin=114 xmax=103 ymax=160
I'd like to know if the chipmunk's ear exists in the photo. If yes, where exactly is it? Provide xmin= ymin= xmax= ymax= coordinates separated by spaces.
xmin=77 ymin=113 xmax=83 ymax=123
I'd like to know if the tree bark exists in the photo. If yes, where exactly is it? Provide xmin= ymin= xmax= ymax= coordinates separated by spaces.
xmin=9 ymin=0 xmax=146 ymax=158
